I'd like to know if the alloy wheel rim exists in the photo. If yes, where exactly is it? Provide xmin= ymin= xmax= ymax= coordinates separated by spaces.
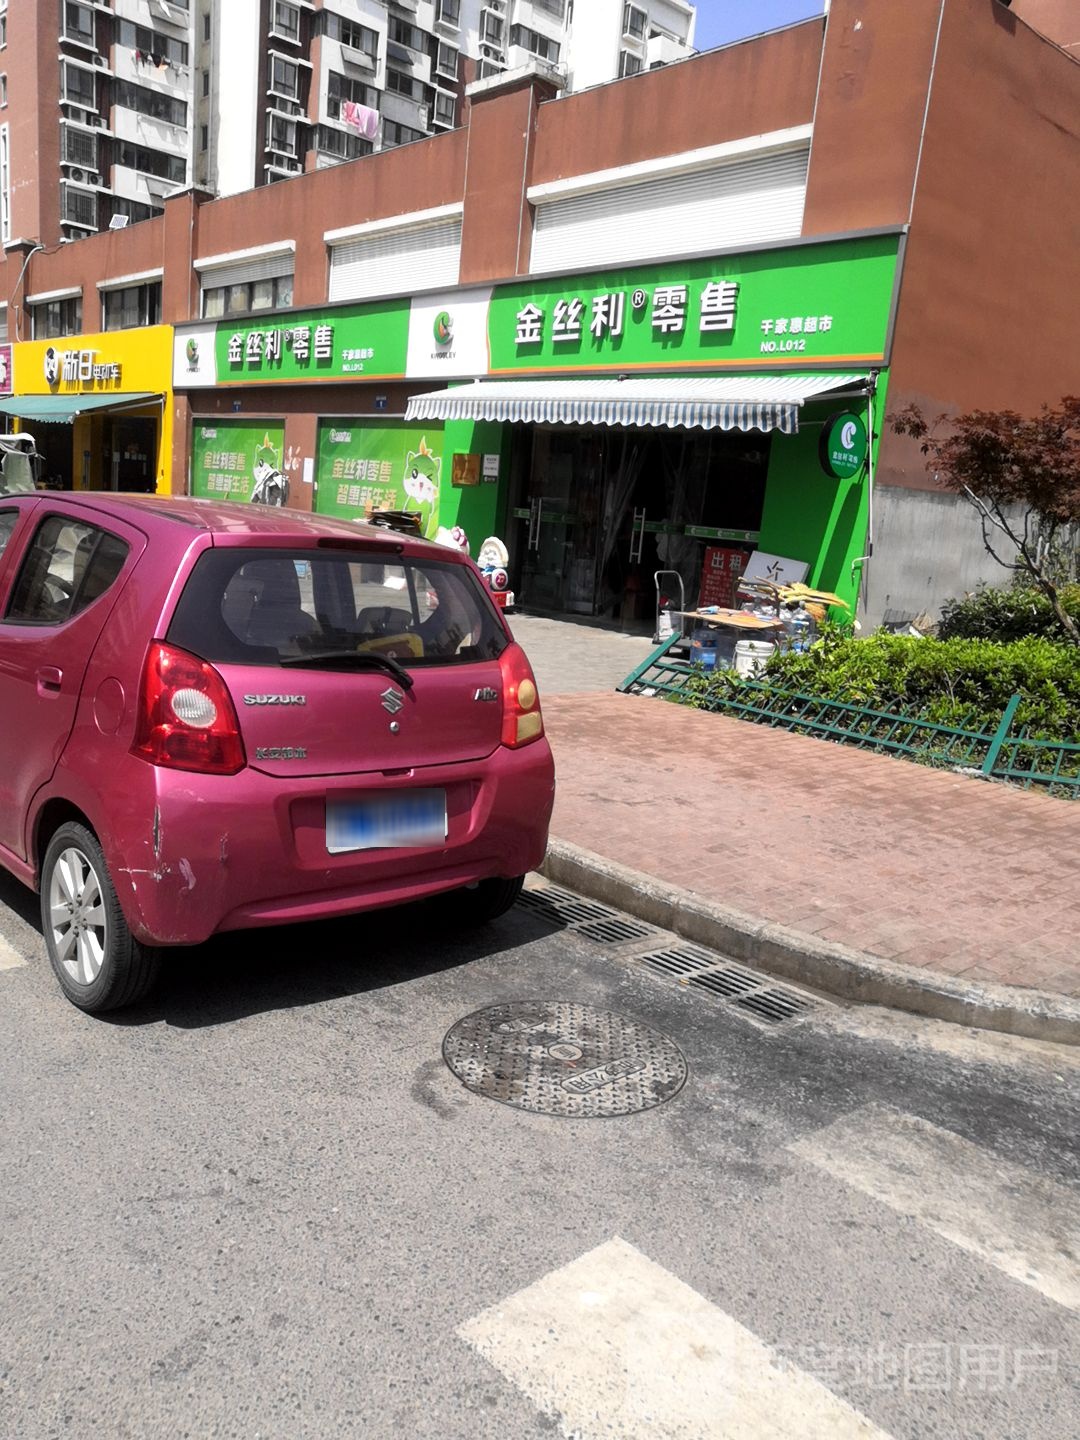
xmin=48 ymin=847 xmax=108 ymax=987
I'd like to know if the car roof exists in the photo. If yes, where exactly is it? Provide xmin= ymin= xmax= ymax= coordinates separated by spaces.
xmin=16 ymin=493 xmax=458 ymax=560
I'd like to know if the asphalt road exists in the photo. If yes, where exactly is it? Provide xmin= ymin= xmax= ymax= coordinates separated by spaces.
xmin=1 ymin=870 xmax=1077 ymax=1440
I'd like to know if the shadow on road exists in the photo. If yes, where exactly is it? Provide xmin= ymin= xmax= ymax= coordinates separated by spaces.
xmin=0 ymin=864 xmax=566 ymax=1029
xmin=112 ymin=901 xmax=566 ymax=1031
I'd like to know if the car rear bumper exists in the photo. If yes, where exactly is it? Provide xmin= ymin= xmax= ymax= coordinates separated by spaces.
xmin=106 ymin=740 xmax=555 ymax=946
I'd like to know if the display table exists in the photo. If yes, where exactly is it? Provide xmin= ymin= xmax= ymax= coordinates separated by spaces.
xmin=680 ymin=607 xmax=785 ymax=632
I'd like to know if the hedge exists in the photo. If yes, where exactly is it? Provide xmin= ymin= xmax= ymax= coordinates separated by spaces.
xmin=938 ymin=584 xmax=1080 ymax=643
xmin=696 ymin=632 xmax=1080 ymax=742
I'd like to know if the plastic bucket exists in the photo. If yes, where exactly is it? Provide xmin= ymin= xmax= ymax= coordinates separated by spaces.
xmin=733 ymin=638 xmax=774 ymax=676
xmin=690 ymin=628 xmax=719 ymax=670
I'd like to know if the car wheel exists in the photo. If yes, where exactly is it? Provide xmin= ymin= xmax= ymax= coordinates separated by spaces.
xmin=440 ymin=874 xmax=526 ymax=927
xmin=40 ymin=822 xmax=162 ymax=1013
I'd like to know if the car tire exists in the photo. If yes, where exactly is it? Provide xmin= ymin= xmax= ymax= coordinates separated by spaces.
xmin=440 ymin=874 xmax=526 ymax=927
xmin=40 ymin=821 xmax=162 ymax=1013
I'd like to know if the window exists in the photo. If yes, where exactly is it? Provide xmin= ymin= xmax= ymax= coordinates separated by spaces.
xmin=0 ymin=511 xmax=18 ymax=557
xmin=436 ymin=0 xmax=461 ymax=26
xmin=433 ymin=92 xmax=455 ymax=127
xmin=63 ymin=2 xmax=95 ymax=45
xmin=203 ymin=13 xmax=211 ymax=42
xmin=200 ymin=124 xmax=208 ymax=151
xmin=109 ymin=196 xmax=158 ymax=225
xmin=116 ymin=20 xmax=189 ymax=67
xmin=314 ymin=124 xmax=370 ymax=161
xmin=61 ymin=126 xmax=97 ymax=167
xmin=6 ymin=518 xmax=129 ymax=626
xmin=168 ymin=550 xmax=507 ymax=669
xmin=340 ymin=18 xmax=377 ymax=59
xmin=60 ymin=184 xmax=97 ymax=229
xmin=480 ymin=12 xmax=503 ymax=44
xmin=203 ymin=69 xmax=210 ymax=98
xmin=382 ymin=120 xmax=425 ymax=149
xmin=0 ymin=15 xmax=5 ymax=49
xmin=0 ymin=74 xmax=5 ymax=108
xmin=268 ymin=115 xmax=298 ymax=157
xmin=388 ymin=16 xmax=424 ymax=52
xmin=102 ymin=282 xmax=162 ymax=331
xmin=327 ymin=71 xmax=377 ymax=119
xmin=31 ymin=294 xmax=83 ymax=337
xmin=0 ymin=123 xmax=9 ymax=244
xmin=435 ymin=42 xmax=458 ymax=80
xmin=476 ymin=58 xmax=504 ymax=80
xmin=623 ymin=3 xmax=647 ymax=40
xmin=270 ymin=1 xmax=299 ymax=43
xmin=115 ymin=140 xmax=185 ymax=183
xmin=269 ymin=55 xmax=299 ymax=101
xmin=61 ymin=61 xmax=96 ymax=108
xmin=113 ymin=79 xmax=187 ymax=127
xmin=533 ymin=0 xmax=566 ymax=16
xmin=385 ymin=67 xmax=428 ymax=102
xmin=201 ymin=274 xmax=293 ymax=319
xmin=509 ymin=25 xmax=560 ymax=63
xmin=619 ymin=50 xmax=643 ymax=77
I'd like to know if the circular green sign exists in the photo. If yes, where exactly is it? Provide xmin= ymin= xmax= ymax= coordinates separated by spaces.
xmin=819 ymin=411 xmax=868 ymax=480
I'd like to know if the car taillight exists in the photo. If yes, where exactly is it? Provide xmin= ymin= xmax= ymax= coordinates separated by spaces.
xmin=498 ymin=642 xmax=544 ymax=749
xmin=132 ymin=641 xmax=246 ymax=775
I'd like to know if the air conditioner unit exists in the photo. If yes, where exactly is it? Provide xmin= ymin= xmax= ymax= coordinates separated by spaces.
xmin=88 ymin=173 xmax=102 ymax=186
xmin=69 ymin=167 xmax=87 ymax=184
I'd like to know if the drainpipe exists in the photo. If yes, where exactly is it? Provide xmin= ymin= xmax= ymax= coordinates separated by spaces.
xmin=849 ymin=369 xmax=880 ymax=612
xmin=8 ymin=241 xmax=46 ymax=340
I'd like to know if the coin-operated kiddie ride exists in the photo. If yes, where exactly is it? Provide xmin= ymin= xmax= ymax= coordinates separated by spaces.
xmin=475 ymin=535 xmax=513 ymax=611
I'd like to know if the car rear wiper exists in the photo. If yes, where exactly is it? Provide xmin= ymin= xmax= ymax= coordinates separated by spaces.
xmin=278 ymin=650 xmax=415 ymax=689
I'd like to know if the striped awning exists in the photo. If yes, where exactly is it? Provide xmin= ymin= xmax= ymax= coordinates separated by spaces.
xmin=405 ymin=374 xmax=869 ymax=434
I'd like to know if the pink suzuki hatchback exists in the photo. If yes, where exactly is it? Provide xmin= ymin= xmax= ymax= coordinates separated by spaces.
xmin=0 ymin=493 xmax=554 ymax=1012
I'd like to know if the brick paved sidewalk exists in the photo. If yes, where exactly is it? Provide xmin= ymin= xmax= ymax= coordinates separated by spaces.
xmin=541 ymin=692 xmax=1080 ymax=1000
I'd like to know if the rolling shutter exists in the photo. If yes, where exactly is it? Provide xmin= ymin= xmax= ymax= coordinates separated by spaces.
xmin=328 ymin=217 xmax=462 ymax=303
xmin=198 ymin=250 xmax=295 ymax=292
xmin=529 ymin=148 xmax=809 ymax=275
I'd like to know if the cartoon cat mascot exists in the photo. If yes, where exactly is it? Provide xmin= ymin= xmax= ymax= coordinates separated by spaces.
xmin=402 ymin=437 xmax=440 ymax=539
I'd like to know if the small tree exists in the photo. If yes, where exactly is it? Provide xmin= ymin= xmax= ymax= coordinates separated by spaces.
xmin=891 ymin=396 xmax=1080 ymax=647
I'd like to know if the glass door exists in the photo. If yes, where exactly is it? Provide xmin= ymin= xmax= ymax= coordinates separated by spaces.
xmin=512 ymin=428 xmax=603 ymax=613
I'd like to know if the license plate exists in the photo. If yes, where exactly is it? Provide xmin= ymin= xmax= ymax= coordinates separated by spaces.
xmin=326 ymin=790 xmax=447 ymax=853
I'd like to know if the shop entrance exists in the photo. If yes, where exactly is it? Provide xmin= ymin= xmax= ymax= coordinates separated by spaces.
xmin=100 ymin=415 xmax=157 ymax=492
xmin=510 ymin=424 xmax=770 ymax=622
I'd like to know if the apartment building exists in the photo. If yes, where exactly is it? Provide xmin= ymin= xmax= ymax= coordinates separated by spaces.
xmin=1 ymin=0 xmax=1074 ymax=630
xmin=0 ymin=0 xmax=697 ymax=271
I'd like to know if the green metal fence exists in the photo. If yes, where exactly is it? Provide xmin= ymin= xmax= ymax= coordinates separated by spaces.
xmin=618 ymin=640 xmax=1080 ymax=798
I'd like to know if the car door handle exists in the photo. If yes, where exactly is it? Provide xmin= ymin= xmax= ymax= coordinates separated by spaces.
xmin=36 ymin=666 xmax=63 ymax=696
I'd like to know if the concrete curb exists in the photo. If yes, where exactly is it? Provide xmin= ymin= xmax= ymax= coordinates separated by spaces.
xmin=540 ymin=838 xmax=1080 ymax=1047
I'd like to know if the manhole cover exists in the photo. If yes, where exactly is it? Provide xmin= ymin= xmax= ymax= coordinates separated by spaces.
xmin=442 ymin=1001 xmax=688 ymax=1117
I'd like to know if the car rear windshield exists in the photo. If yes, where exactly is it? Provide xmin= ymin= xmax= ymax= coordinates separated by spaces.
xmin=167 ymin=547 xmax=508 ymax=668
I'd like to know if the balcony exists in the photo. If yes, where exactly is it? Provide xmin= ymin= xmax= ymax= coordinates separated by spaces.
xmin=340 ymin=43 xmax=378 ymax=73
xmin=646 ymin=32 xmax=692 ymax=68
xmin=380 ymin=90 xmax=430 ymax=134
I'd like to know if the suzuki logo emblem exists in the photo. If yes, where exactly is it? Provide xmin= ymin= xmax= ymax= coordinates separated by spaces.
xmin=380 ymin=687 xmax=404 ymax=715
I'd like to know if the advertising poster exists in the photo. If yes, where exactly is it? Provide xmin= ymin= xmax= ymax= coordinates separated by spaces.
xmin=190 ymin=420 xmax=287 ymax=504
xmin=314 ymin=421 xmax=445 ymax=538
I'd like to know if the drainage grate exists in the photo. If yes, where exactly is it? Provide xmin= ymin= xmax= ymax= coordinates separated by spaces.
xmin=517 ymin=886 xmax=617 ymax=926
xmin=735 ymin=989 xmax=815 ymax=1024
xmin=688 ymin=968 xmax=761 ymax=1000
xmin=576 ymin=916 xmax=657 ymax=946
xmin=640 ymin=945 xmax=728 ymax=980
xmin=635 ymin=947 xmax=824 ymax=1027
xmin=442 ymin=1001 xmax=688 ymax=1117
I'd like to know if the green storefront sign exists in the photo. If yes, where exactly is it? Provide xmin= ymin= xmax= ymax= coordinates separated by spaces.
xmin=191 ymin=420 xmax=285 ymax=502
xmin=487 ymin=234 xmax=899 ymax=375
xmin=313 ymin=421 xmax=446 ymax=539
xmin=819 ymin=410 xmax=869 ymax=479
xmin=215 ymin=298 xmax=409 ymax=383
